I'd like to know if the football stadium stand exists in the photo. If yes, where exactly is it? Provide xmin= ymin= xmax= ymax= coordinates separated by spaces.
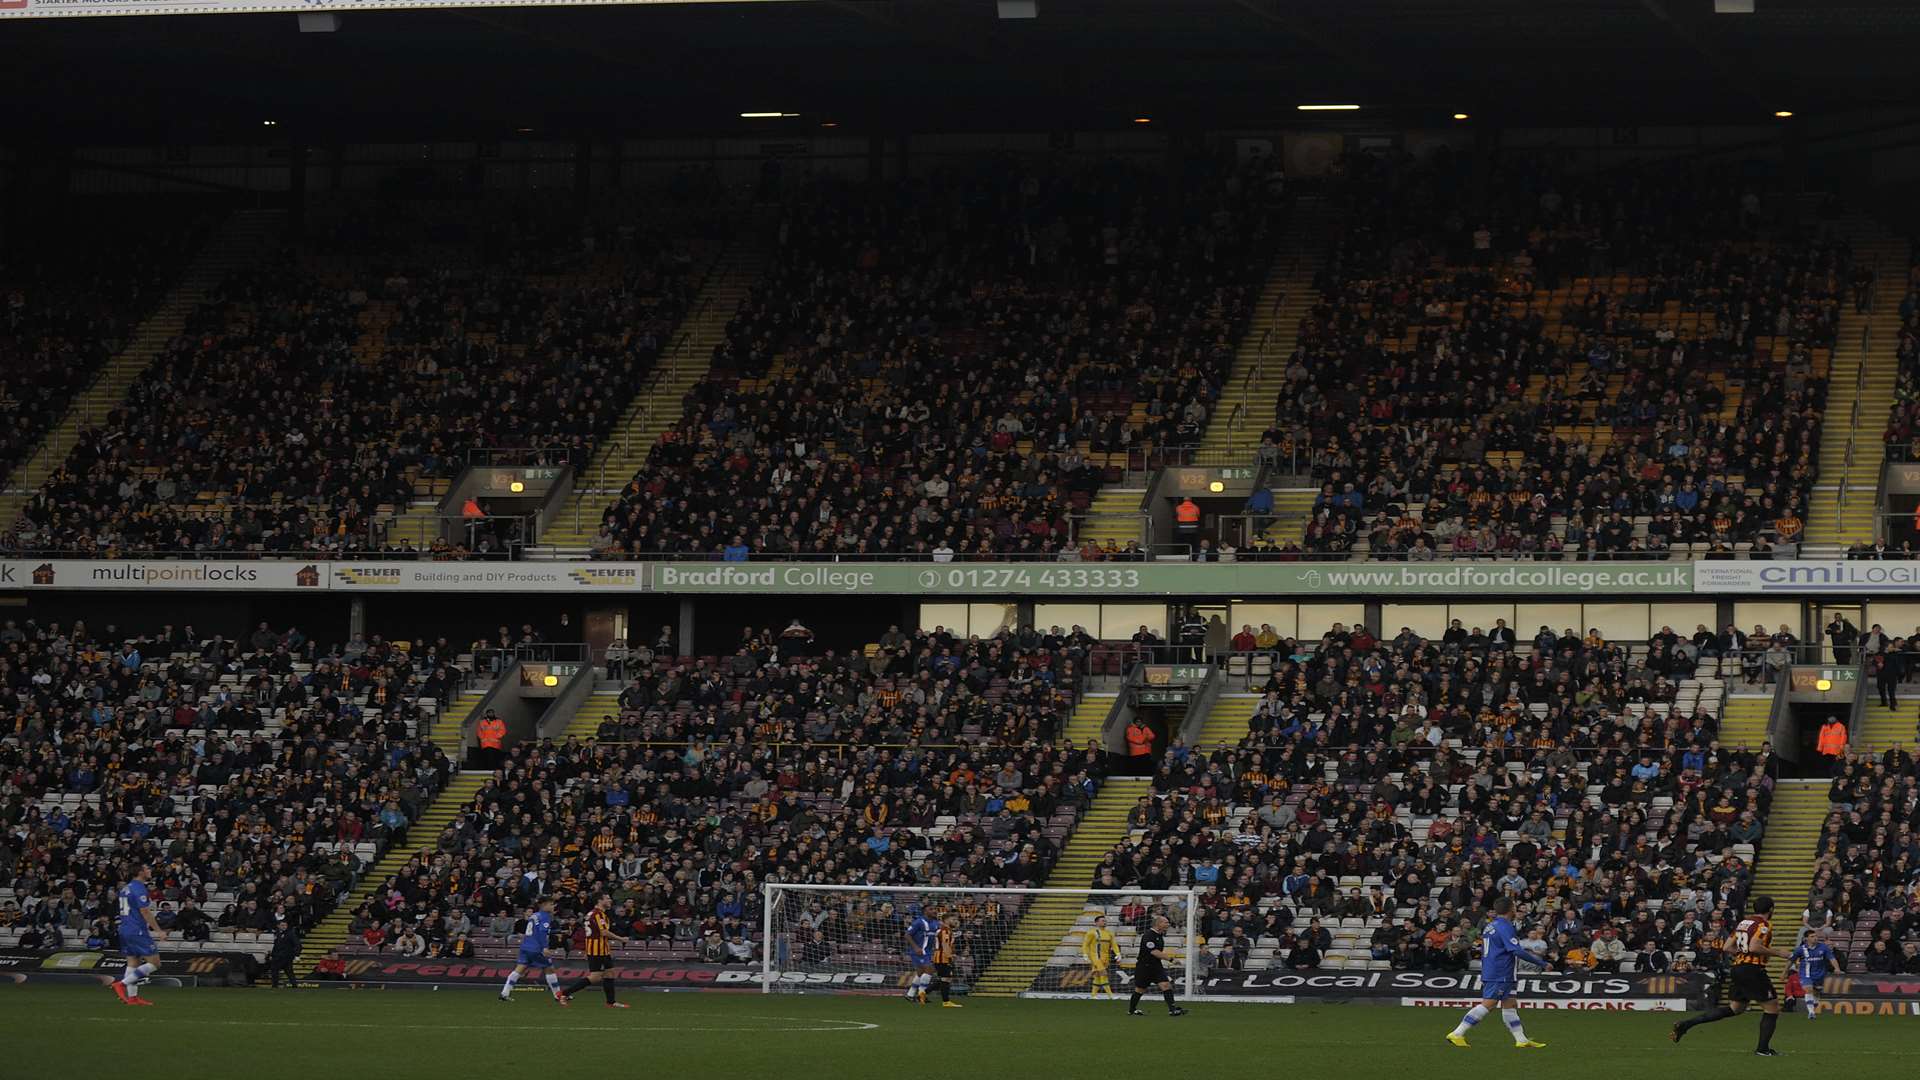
xmin=1021 ymin=622 xmax=1777 ymax=988
xmin=581 ymin=158 xmax=1278 ymax=559
xmin=1232 ymin=159 xmax=1865 ymax=563
xmin=0 ymin=617 xmax=463 ymax=965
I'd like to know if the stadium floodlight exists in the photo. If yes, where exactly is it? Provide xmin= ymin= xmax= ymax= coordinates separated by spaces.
xmin=1774 ymin=110 xmax=1794 ymax=118
xmin=741 ymin=112 xmax=799 ymax=118
xmin=1297 ymin=104 xmax=1361 ymax=111
xmin=762 ymin=883 xmax=1202 ymax=1000
xmin=1452 ymin=112 xmax=1471 ymax=121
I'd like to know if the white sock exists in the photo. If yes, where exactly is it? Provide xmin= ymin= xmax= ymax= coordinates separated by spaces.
xmin=1503 ymin=1008 xmax=1528 ymax=1043
xmin=1451 ymin=1004 xmax=1488 ymax=1037
xmin=121 ymin=966 xmax=140 ymax=990
xmin=545 ymin=973 xmax=561 ymax=995
xmin=1805 ymin=994 xmax=1818 ymax=1018
xmin=501 ymin=971 xmax=520 ymax=995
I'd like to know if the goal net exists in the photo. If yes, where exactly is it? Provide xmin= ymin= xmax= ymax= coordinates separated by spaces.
xmin=761 ymin=883 xmax=1200 ymax=998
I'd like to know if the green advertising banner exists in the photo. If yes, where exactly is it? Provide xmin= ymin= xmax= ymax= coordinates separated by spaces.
xmin=6 ymin=559 xmax=1699 ymax=596
xmin=641 ymin=562 xmax=1696 ymax=596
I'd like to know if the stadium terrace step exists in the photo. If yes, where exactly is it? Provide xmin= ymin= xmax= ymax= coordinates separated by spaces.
xmin=1193 ymin=693 xmax=1258 ymax=751
xmin=1807 ymin=219 xmax=1902 ymax=548
xmin=1746 ymin=780 xmax=1828 ymax=981
xmin=561 ymin=689 xmax=626 ymax=740
xmin=539 ymin=240 xmax=770 ymax=549
xmin=0 ymin=208 xmax=286 ymax=531
xmin=971 ymin=777 xmax=1150 ymax=996
xmin=300 ymin=770 xmax=493 ymax=972
xmin=1062 ymin=694 xmax=1117 ymax=746
xmin=429 ymin=689 xmax=495 ymax=763
xmin=1198 ymin=198 xmax=1340 ymax=458
xmin=1857 ymin=701 xmax=1915 ymax=755
xmin=1253 ymin=488 xmax=1318 ymax=549
xmin=1076 ymin=489 xmax=1147 ymax=547
xmin=1718 ymin=695 xmax=1775 ymax=750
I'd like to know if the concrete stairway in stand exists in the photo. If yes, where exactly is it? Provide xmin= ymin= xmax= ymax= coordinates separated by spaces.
xmin=379 ymin=480 xmax=455 ymax=553
xmin=558 ymin=687 xmax=625 ymax=741
xmin=430 ymin=687 xmax=493 ymax=763
xmin=1062 ymin=693 xmax=1117 ymax=747
xmin=972 ymin=776 xmax=1150 ymax=996
xmin=539 ymin=244 xmax=768 ymax=550
xmin=299 ymin=771 xmax=491 ymax=971
xmin=1197 ymin=197 xmax=1338 ymax=460
xmin=0 ymin=209 xmax=285 ymax=531
xmin=1075 ymin=489 xmax=1147 ymax=548
xmin=1856 ymin=700 xmax=1914 ymax=756
xmin=1719 ymin=694 xmax=1776 ymax=750
xmin=1192 ymin=693 xmax=1258 ymax=751
xmin=1748 ymin=780 xmax=1829 ymax=974
xmin=1807 ymin=213 xmax=1905 ymax=550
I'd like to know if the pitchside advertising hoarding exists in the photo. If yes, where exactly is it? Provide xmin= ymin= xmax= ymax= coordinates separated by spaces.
xmin=8 ymin=557 xmax=1920 ymax=596
xmin=1029 ymin=968 xmax=1707 ymax=1009
xmin=0 ymin=948 xmax=249 ymax=985
xmin=188 ymin=955 xmax=1725 ymax=1010
xmin=0 ymin=0 xmax=785 ymax=20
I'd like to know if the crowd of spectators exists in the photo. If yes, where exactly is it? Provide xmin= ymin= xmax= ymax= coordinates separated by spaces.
xmin=335 ymin=618 xmax=1102 ymax=975
xmin=589 ymin=155 xmax=1275 ymax=560
xmin=4 ymin=195 xmax=711 ymax=559
xmin=596 ymin=619 xmax=1086 ymax=748
xmin=1095 ymin=620 xmax=1772 ymax=981
xmin=0 ymin=204 xmax=211 ymax=481
xmin=0 ymin=615 xmax=465 ymax=956
xmin=1878 ymin=257 xmax=1920 ymax=475
xmin=1802 ymin=748 xmax=1920 ymax=973
xmin=1262 ymin=153 xmax=1847 ymax=561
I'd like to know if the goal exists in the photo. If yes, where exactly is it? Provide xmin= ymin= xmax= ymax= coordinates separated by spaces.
xmin=760 ymin=883 xmax=1200 ymax=998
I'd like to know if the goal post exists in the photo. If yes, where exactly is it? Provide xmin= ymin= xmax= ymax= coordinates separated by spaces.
xmin=760 ymin=883 xmax=1200 ymax=999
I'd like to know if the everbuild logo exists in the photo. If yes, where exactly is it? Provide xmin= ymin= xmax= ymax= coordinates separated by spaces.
xmin=91 ymin=564 xmax=261 ymax=586
xmin=568 ymin=567 xmax=640 ymax=587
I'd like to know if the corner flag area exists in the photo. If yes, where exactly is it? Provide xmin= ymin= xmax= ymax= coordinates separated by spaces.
xmin=8 ymin=986 xmax=1914 ymax=1079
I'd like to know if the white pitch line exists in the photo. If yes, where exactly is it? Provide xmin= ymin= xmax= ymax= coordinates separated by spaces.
xmin=83 ymin=1015 xmax=880 ymax=1034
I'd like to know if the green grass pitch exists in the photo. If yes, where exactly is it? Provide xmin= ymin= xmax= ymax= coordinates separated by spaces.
xmin=6 ymin=985 xmax=1914 ymax=1079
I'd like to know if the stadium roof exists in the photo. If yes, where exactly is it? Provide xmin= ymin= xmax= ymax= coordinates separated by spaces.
xmin=5 ymin=0 xmax=1920 ymax=142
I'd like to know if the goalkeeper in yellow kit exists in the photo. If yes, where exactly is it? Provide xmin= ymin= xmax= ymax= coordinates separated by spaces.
xmin=1082 ymin=914 xmax=1119 ymax=997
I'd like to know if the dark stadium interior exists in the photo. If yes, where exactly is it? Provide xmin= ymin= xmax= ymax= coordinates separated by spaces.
xmin=5 ymin=0 xmax=1920 ymax=141
xmin=7 ymin=1 xmax=1920 ymax=1073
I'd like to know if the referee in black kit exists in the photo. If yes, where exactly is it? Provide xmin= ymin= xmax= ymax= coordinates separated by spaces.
xmin=1127 ymin=913 xmax=1188 ymax=1017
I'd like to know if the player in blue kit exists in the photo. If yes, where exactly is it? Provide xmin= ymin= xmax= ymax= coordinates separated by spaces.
xmin=1788 ymin=928 xmax=1843 ymax=1019
xmin=904 ymin=905 xmax=938 ymax=1004
xmin=498 ymin=897 xmax=566 ymax=1002
xmin=1446 ymin=897 xmax=1550 ymax=1048
xmin=113 ymin=864 xmax=164 ymax=1005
